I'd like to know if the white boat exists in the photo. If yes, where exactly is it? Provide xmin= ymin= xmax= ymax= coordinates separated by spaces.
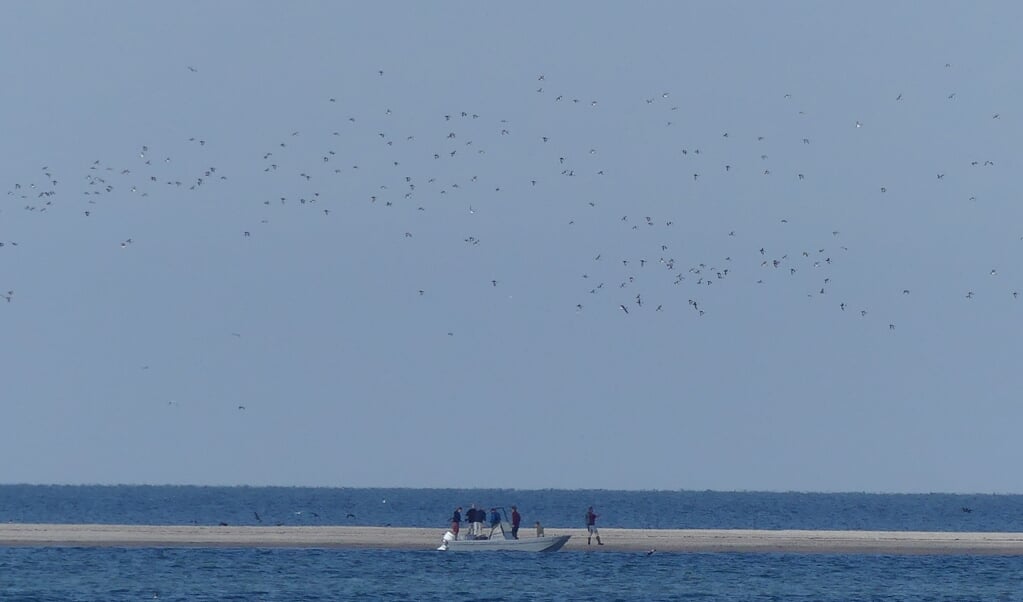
xmin=437 ymin=507 xmax=570 ymax=552
xmin=437 ymin=530 xmax=570 ymax=552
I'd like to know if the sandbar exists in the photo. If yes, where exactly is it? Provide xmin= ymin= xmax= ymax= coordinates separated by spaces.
xmin=2 ymin=524 xmax=1023 ymax=555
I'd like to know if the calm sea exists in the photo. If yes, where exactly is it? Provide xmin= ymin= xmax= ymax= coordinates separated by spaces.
xmin=3 ymin=486 xmax=1023 ymax=600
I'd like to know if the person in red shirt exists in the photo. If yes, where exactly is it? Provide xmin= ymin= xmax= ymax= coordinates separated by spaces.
xmin=510 ymin=506 xmax=521 ymax=539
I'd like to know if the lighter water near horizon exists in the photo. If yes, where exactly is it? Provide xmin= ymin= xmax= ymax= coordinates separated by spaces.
xmin=4 ymin=486 xmax=1023 ymax=600
xmin=1 ymin=485 xmax=1020 ymax=531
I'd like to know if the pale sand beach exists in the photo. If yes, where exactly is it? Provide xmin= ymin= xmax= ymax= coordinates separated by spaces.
xmin=3 ymin=524 xmax=1023 ymax=554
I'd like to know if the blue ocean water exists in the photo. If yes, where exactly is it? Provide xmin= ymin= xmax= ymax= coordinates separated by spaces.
xmin=1 ymin=485 xmax=1019 ymax=531
xmin=4 ymin=486 xmax=1023 ymax=600
xmin=4 ymin=547 xmax=1023 ymax=601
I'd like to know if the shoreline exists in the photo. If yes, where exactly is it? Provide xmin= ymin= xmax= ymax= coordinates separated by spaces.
xmin=3 ymin=524 xmax=1023 ymax=555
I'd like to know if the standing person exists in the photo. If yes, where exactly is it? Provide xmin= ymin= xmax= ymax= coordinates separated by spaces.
xmin=450 ymin=507 xmax=462 ymax=540
xmin=585 ymin=506 xmax=603 ymax=545
xmin=472 ymin=503 xmax=484 ymax=536
xmin=510 ymin=506 xmax=521 ymax=539
xmin=466 ymin=504 xmax=478 ymax=537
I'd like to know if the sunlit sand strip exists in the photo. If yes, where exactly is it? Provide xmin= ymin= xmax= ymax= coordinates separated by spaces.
xmin=3 ymin=525 xmax=1023 ymax=555
xmin=582 ymin=528 xmax=1023 ymax=555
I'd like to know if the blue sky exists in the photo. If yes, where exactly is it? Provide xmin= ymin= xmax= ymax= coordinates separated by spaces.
xmin=2 ymin=1 xmax=1022 ymax=492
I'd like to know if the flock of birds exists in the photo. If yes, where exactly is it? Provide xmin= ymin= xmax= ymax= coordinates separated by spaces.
xmin=2 ymin=63 xmax=1017 ymax=351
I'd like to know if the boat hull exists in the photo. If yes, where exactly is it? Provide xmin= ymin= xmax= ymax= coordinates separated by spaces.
xmin=438 ymin=533 xmax=570 ymax=552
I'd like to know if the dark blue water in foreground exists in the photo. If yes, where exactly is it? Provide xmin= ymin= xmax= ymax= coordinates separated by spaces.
xmin=4 ymin=547 xmax=1023 ymax=601
xmin=4 ymin=486 xmax=1023 ymax=600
